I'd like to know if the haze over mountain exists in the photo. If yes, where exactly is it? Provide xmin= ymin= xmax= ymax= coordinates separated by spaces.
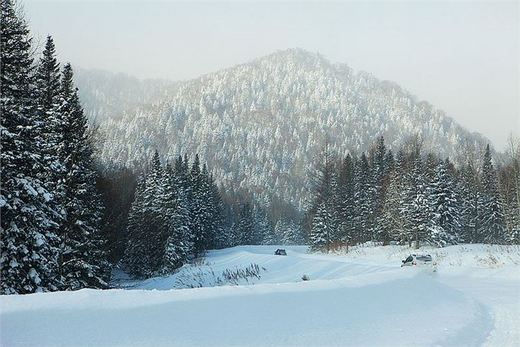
xmin=74 ymin=68 xmax=179 ymax=122
xmin=77 ymin=49 xmax=490 ymax=209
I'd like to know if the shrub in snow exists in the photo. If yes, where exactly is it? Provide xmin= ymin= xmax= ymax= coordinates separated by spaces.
xmin=222 ymin=263 xmax=264 ymax=285
xmin=175 ymin=263 xmax=266 ymax=288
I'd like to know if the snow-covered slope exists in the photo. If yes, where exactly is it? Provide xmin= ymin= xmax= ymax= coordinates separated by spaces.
xmin=89 ymin=49 xmax=490 ymax=209
xmin=1 ymin=245 xmax=519 ymax=346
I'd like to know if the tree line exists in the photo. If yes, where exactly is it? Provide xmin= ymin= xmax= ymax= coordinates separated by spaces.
xmin=120 ymin=154 xmax=309 ymax=276
xmin=123 ymin=152 xmax=225 ymax=278
xmin=307 ymin=136 xmax=520 ymax=252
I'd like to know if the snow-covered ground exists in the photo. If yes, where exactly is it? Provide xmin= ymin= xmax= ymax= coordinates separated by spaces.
xmin=1 ymin=244 xmax=519 ymax=346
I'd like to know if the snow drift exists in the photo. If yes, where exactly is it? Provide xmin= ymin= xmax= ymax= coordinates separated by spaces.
xmin=1 ymin=244 xmax=519 ymax=346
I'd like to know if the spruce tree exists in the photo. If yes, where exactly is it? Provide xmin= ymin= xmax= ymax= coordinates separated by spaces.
xmin=58 ymin=64 xmax=109 ymax=289
xmin=403 ymin=155 xmax=429 ymax=248
xmin=190 ymin=154 xmax=206 ymax=256
xmin=370 ymin=136 xmax=390 ymax=242
xmin=310 ymin=201 xmax=333 ymax=252
xmin=123 ymin=176 xmax=151 ymax=277
xmin=497 ymin=156 xmax=520 ymax=243
xmin=353 ymin=153 xmax=372 ymax=244
xmin=458 ymin=163 xmax=481 ymax=242
xmin=276 ymin=218 xmax=303 ymax=245
xmin=237 ymin=202 xmax=254 ymax=245
xmin=381 ymin=150 xmax=408 ymax=244
xmin=199 ymin=164 xmax=218 ymax=250
xmin=426 ymin=160 xmax=461 ymax=246
xmin=162 ymin=167 xmax=191 ymax=273
xmin=1 ymin=0 xmax=61 ymax=294
xmin=174 ymin=154 xmax=194 ymax=249
xmin=144 ymin=151 xmax=168 ymax=272
xmin=336 ymin=154 xmax=355 ymax=247
xmin=479 ymin=145 xmax=506 ymax=244
xmin=34 ymin=36 xmax=64 ymax=198
xmin=257 ymin=208 xmax=277 ymax=245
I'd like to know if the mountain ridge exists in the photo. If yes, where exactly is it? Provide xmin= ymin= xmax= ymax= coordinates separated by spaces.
xmin=79 ymin=48 xmax=492 ymax=209
xmin=78 ymin=48 xmax=490 ymax=146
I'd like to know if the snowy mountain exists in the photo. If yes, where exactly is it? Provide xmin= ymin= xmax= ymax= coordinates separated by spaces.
xmin=83 ymin=48 xmax=490 ymax=209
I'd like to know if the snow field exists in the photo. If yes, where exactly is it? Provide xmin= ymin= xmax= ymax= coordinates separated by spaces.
xmin=1 ymin=244 xmax=519 ymax=346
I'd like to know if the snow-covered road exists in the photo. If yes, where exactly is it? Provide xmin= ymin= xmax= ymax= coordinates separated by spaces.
xmin=1 ymin=245 xmax=519 ymax=346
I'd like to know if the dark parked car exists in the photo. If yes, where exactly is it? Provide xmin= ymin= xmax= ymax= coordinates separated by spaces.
xmin=274 ymin=249 xmax=287 ymax=256
xmin=401 ymin=254 xmax=433 ymax=267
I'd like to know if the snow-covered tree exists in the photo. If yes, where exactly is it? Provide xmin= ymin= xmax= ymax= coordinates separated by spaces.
xmin=478 ymin=145 xmax=506 ymax=244
xmin=123 ymin=176 xmax=151 ymax=277
xmin=353 ymin=153 xmax=373 ymax=243
xmin=257 ymin=208 xmax=277 ymax=245
xmin=381 ymin=150 xmax=408 ymax=244
xmin=275 ymin=218 xmax=303 ymax=245
xmin=34 ymin=36 xmax=64 ymax=201
xmin=0 ymin=0 xmax=61 ymax=294
xmin=310 ymin=201 xmax=334 ymax=252
xmin=335 ymin=154 xmax=355 ymax=246
xmin=58 ymin=64 xmax=110 ymax=289
xmin=458 ymin=162 xmax=481 ymax=243
xmin=403 ymin=155 xmax=429 ymax=248
xmin=426 ymin=160 xmax=461 ymax=247
xmin=237 ymin=203 xmax=254 ymax=245
xmin=162 ymin=168 xmax=192 ymax=273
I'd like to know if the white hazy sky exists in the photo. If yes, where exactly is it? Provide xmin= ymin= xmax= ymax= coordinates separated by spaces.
xmin=24 ymin=0 xmax=519 ymax=150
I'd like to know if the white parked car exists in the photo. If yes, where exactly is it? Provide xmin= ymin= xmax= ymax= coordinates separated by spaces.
xmin=401 ymin=254 xmax=433 ymax=267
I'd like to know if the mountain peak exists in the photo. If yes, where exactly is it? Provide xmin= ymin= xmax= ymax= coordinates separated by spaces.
xmin=256 ymin=48 xmax=334 ymax=69
xmin=81 ymin=50 xmax=489 ymax=209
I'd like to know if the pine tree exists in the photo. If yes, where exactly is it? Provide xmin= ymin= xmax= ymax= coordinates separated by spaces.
xmin=199 ymin=165 xmax=221 ymax=250
xmin=426 ymin=160 xmax=461 ymax=247
xmin=328 ymin=173 xmax=341 ymax=245
xmin=403 ymin=155 xmax=429 ymax=248
xmin=145 ymin=151 xmax=169 ymax=272
xmin=309 ymin=149 xmax=339 ymax=248
xmin=336 ymin=154 xmax=355 ymax=248
xmin=374 ymin=149 xmax=394 ymax=244
xmin=190 ymin=154 xmax=207 ymax=256
xmin=479 ymin=145 xmax=506 ymax=244
xmin=353 ymin=153 xmax=372 ymax=244
xmin=276 ymin=218 xmax=303 ymax=245
xmin=123 ymin=176 xmax=151 ymax=277
xmin=458 ymin=162 xmax=480 ymax=243
xmin=34 ymin=36 xmax=64 ymax=200
xmin=381 ymin=150 xmax=408 ymax=244
xmin=498 ymin=164 xmax=520 ymax=244
xmin=237 ymin=203 xmax=254 ymax=245
xmin=370 ymin=136 xmax=390 ymax=242
xmin=257 ymin=208 xmax=277 ymax=245
xmin=310 ymin=201 xmax=333 ymax=252
xmin=1 ymin=0 xmax=61 ymax=294
xmin=162 ymin=167 xmax=191 ymax=273
xmin=124 ymin=152 xmax=170 ymax=277
xmin=58 ymin=64 xmax=109 ymax=289
xmin=174 ymin=154 xmax=194 ymax=250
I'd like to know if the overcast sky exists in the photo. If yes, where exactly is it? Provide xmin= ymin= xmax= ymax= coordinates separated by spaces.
xmin=24 ymin=0 xmax=519 ymax=150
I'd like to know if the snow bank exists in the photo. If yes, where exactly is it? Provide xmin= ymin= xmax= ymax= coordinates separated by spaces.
xmin=1 ymin=244 xmax=518 ymax=346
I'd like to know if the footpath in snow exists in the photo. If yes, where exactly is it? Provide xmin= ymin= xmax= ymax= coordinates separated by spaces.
xmin=1 ymin=244 xmax=519 ymax=346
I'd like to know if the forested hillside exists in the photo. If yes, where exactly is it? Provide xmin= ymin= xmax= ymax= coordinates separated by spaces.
xmin=88 ymin=49 xmax=490 ymax=209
